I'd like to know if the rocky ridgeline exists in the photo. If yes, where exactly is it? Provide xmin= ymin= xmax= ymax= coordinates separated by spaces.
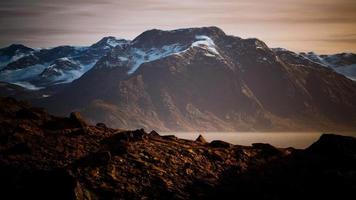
xmin=0 ymin=97 xmax=355 ymax=200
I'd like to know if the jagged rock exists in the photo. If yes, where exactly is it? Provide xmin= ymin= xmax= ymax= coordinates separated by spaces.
xmin=195 ymin=134 xmax=207 ymax=143
xmin=149 ymin=130 xmax=160 ymax=137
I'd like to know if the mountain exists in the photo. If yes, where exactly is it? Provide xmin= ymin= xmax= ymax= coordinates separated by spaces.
xmin=0 ymin=37 xmax=130 ymax=89
xmin=30 ymin=26 xmax=356 ymax=132
xmin=0 ymin=96 xmax=355 ymax=200
xmin=298 ymin=52 xmax=356 ymax=81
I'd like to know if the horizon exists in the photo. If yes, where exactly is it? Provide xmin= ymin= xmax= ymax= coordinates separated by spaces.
xmin=1 ymin=0 xmax=356 ymax=54
xmin=1 ymin=26 xmax=356 ymax=55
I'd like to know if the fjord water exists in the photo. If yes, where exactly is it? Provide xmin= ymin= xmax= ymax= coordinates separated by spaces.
xmin=161 ymin=132 xmax=356 ymax=149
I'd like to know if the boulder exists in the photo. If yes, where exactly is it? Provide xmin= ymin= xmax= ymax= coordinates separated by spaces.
xmin=96 ymin=122 xmax=107 ymax=129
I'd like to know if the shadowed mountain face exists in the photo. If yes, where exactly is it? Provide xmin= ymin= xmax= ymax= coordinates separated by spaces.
xmin=25 ymin=27 xmax=356 ymax=132
xmin=0 ymin=97 xmax=355 ymax=200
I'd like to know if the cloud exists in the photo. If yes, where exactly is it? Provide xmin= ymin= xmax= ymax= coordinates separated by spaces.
xmin=0 ymin=0 xmax=355 ymax=53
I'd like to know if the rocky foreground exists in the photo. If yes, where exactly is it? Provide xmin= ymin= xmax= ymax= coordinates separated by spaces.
xmin=0 ymin=97 xmax=355 ymax=200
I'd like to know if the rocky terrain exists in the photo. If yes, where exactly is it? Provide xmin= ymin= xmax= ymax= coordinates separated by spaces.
xmin=0 ymin=97 xmax=355 ymax=200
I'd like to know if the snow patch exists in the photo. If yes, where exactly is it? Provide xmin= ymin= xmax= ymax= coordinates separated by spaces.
xmin=0 ymin=64 xmax=49 ymax=84
xmin=334 ymin=64 xmax=356 ymax=81
xmin=105 ymin=37 xmax=128 ymax=48
xmin=191 ymin=35 xmax=220 ymax=55
xmin=107 ymin=38 xmax=120 ymax=47
xmin=204 ymin=53 xmax=216 ymax=57
xmin=13 ymin=81 xmax=44 ymax=90
xmin=10 ymin=52 xmax=28 ymax=62
xmin=47 ymin=61 xmax=96 ymax=85
xmin=118 ymin=56 xmax=129 ymax=61
xmin=127 ymin=43 xmax=185 ymax=74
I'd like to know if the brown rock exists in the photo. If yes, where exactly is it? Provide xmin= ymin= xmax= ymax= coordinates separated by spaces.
xmin=96 ymin=122 xmax=107 ymax=129
xmin=195 ymin=134 xmax=207 ymax=143
xmin=69 ymin=112 xmax=88 ymax=128
xmin=149 ymin=130 xmax=160 ymax=137
xmin=162 ymin=135 xmax=177 ymax=140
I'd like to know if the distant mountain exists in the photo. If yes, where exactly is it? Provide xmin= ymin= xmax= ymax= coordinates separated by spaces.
xmin=271 ymin=49 xmax=356 ymax=81
xmin=0 ymin=37 xmax=130 ymax=89
xmin=300 ymin=52 xmax=356 ymax=81
xmin=28 ymin=26 xmax=356 ymax=132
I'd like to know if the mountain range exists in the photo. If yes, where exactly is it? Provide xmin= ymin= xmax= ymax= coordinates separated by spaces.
xmin=1 ymin=26 xmax=356 ymax=131
xmin=0 ymin=37 xmax=129 ymax=89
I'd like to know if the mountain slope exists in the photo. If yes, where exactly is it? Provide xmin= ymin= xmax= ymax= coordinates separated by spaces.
xmin=296 ymin=51 xmax=356 ymax=81
xmin=0 ymin=37 xmax=129 ymax=89
xmin=35 ymin=27 xmax=356 ymax=131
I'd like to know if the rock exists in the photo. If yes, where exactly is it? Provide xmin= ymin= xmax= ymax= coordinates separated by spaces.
xmin=205 ymin=150 xmax=225 ymax=162
xmin=75 ymin=151 xmax=112 ymax=167
xmin=149 ymin=130 xmax=160 ymax=137
xmin=162 ymin=135 xmax=177 ymax=140
xmin=1 ymin=97 xmax=356 ymax=200
xmin=252 ymin=143 xmax=282 ymax=157
xmin=307 ymin=134 xmax=356 ymax=157
xmin=69 ymin=112 xmax=88 ymax=128
xmin=195 ymin=134 xmax=207 ymax=143
xmin=209 ymin=140 xmax=232 ymax=148
xmin=103 ymin=129 xmax=147 ymax=145
xmin=96 ymin=122 xmax=107 ymax=129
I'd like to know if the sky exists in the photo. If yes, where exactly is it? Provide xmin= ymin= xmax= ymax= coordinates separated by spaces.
xmin=0 ymin=0 xmax=356 ymax=54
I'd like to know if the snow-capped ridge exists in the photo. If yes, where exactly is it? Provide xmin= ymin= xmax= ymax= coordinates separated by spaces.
xmin=0 ymin=37 xmax=125 ymax=89
xmin=97 ymin=34 xmax=223 ymax=74
xmin=190 ymin=35 xmax=221 ymax=56
xmin=91 ymin=36 xmax=129 ymax=50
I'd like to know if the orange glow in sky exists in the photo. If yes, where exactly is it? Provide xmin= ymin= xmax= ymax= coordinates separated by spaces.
xmin=0 ymin=0 xmax=355 ymax=54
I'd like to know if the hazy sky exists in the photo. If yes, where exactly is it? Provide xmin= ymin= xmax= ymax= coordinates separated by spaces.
xmin=0 ymin=0 xmax=356 ymax=53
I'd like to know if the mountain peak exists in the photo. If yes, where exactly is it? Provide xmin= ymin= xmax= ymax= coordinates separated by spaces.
xmin=0 ymin=44 xmax=34 ymax=57
xmin=91 ymin=36 xmax=129 ymax=49
xmin=131 ymin=26 xmax=226 ymax=48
